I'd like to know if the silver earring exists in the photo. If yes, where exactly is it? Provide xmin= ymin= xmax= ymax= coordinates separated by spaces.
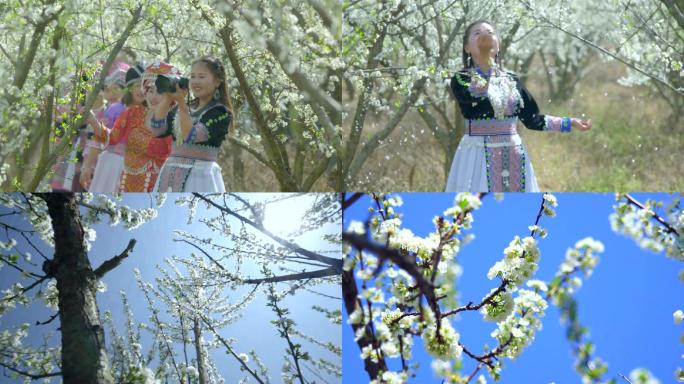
xmin=213 ymin=88 xmax=220 ymax=100
xmin=467 ymin=54 xmax=471 ymax=67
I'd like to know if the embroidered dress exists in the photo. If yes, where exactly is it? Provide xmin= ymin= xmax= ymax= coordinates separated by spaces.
xmin=150 ymin=100 xmax=230 ymax=192
xmin=445 ymin=67 xmax=572 ymax=192
xmin=89 ymin=102 xmax=126 ymax=192
xmin=105 ymin=104 xmax=172 ymax=191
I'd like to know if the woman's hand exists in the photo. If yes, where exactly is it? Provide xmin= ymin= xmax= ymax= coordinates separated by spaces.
xmin=571 ymin=118 xmax=592 ymax=131
xmin=87 ymin=111 xmax=106 ymax=137
xmin=79 ymin=166 xmax=93 ymax=189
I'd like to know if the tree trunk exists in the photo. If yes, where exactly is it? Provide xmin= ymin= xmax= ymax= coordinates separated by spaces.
xmin=40 ymin=193 xmax=114 ymax=384
xmin=231 ymin=143 xmax=245 ymax=191
xmin=193 ymin=318 xmax=208 ymax=384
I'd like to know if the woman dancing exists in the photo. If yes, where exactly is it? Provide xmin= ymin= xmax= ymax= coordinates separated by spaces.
xmin=445 ymin=20 xmax=592 ymax=192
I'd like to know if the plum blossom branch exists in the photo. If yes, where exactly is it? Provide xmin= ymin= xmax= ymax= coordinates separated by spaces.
xmin=624 ymin=193 xmax=678 ymax=235
xmin=193 ymin=193 xmax=343 ymax=270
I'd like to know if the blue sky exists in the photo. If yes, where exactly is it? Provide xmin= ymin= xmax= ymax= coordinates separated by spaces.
xmin=0 ymin=193 xmax=340 ymax=383
xmin=342 ymin=193 xmax=683 ymax=383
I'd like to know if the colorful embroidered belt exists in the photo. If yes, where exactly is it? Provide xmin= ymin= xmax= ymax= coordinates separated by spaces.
xmin=169 ymin=143 xmax=219 ymax=162
xmin=467 ymin=118 xmax=517 ymax=136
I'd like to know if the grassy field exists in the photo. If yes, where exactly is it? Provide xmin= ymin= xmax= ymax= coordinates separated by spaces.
xmin=345 ymin=62 xmax=683 ymax=192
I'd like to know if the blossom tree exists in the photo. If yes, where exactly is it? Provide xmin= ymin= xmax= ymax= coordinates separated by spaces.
xmin=187 ymin=0 xmax=343 ymax=191
xmin=0 ymin=1 xmax=148 ymax=190
xmin=0 ymin=193 xmax=162 ymax=383
xmin=0 ymin=192 xmax=342 ymax=383
xmin=162 ymin=193 xmax=342 ymax=383
xmin=342 ymin=192 xmax=677 ymax=383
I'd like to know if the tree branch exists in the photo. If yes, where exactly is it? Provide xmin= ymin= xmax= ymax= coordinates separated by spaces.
xmin=93 ymin=239 xmax=136 ymax=279
xmin=624 ymin=193 xmax=679 ymax=234
xmin=192 ymin=193 xmax=343 ymax=270
xmin=518 ymin=0 xmax=682 ymax=94
xmin=0 ymin=360 xmax=61 ymax=380
xmin=242 ymin=266 xmax=339 ymax=284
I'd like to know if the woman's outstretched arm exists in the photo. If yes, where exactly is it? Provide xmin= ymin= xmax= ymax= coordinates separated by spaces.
xmin=515 ymin=75 xmax=592 ymax=132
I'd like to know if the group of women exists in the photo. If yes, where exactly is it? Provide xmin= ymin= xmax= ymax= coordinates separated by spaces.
xmin=50 ymin=56 xmax=233 ymax=193
xmin=49 ymin=19 xmax=593 ymax=193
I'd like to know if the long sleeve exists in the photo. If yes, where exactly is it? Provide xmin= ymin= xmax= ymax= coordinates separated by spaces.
xmin=194 ymin=105 xmax=231 ymax=147
xmin=515 ymin=76 xmax=572 ymax=133
xmin=104 ymin=103 xmax=126 ymax=129
xmin=108 ymin=108 xmax=130 ymax=145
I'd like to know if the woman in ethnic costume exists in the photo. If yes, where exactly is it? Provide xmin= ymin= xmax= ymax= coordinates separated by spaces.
xmin=148 ymin=56 xmax=233 ymax=192
xmin=118 ymin=63 xmax=173 ymax=191
xmin=81 ymin=60 xmax=131 ymax=191
xmin=93 ymin=63 xmax=173 ymax=191
xmin=445 ymin=20 xmax=592 ymax=192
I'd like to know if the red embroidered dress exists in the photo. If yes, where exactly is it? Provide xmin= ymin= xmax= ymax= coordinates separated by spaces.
xmin=105 ymin=105 xmax=172 ymax=191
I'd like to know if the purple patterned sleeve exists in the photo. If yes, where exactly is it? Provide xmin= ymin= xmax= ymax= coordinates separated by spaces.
xmin=104 ymin=102 xmax=126 ymax=129
xmin=543 ymin=116 xmax=572 ymax=133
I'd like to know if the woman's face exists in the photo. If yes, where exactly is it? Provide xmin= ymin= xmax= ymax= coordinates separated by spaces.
xmin=103 ymin=84 xmax=123 ymax=102
xmin=129 ymin=80 xmax=145 ymax=105
xmin=144 ymin=82 xmax=161 ymax=107
xmin=190 ymin=62 xmax=220 ymax=100
xmin=465 ymin=23 xmax=499 ymax=58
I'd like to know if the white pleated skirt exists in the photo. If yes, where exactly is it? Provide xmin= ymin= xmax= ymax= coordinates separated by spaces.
xmin=154 ymin=157 xmax=225 ymax=192
xmin=89 ymin=151 xmax=124 ymax=192
xmin=445 ymin=134 xmax=540 ymax=192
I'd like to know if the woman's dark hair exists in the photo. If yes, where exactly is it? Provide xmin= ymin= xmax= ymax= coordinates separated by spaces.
xmin=462 ymin=20 xmax=502 ymax=69
xmin=190 ymin=56 xmax=235 ymax=131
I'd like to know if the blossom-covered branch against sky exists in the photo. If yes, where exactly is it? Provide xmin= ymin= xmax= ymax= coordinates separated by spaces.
xmin=0 ymin=193 xmax=341 ymax=383
xmin=342 ymin=192 xmax=683 ymax=383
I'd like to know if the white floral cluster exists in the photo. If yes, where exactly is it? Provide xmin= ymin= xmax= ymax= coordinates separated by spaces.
xmin=628 ymin=368 xmax=661 ymax=384
xmin=0 ymin=322 xmax=59 ymax=381
xmin=490 ymin=289 xmax=548 ymax=360
xmin=559 ymin=237 xmax=604 ymax=276
xmin=481 ymin=289 xmax=514 ymax=322
xmin=487 ymin=235 xmax=541 ymax=287
xmin=549 ymin=237 xmax=605 ymax=304
xmin=610 ymin=194 xmax=683 ymax=260
xmin=370 ymin=370 xmax=410 ymax=384
xmin=422 ymin=317 xmax=463 ymax=360
xmin=0 ymin=283 xmax=29 ymax=316
xmin=40 ymin=280 xmax=60 ymax=311
xmin=344 ymin=193 xmax=484 ymax=381
xmin=542 ymin=193 xmax=558 ymax=217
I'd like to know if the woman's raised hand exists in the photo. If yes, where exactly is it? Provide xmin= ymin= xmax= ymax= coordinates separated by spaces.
xmin=571 ymin=118 xmax=592 ymax=131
